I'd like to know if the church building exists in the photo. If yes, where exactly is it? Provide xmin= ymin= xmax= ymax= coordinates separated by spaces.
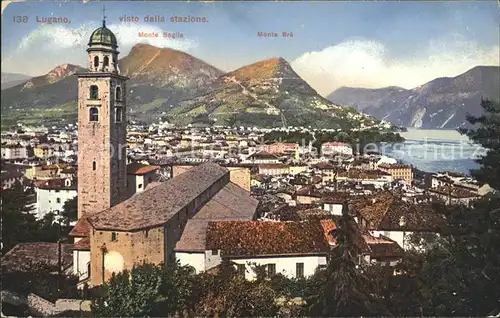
xmin=70 ymin=21 xmax=257 ymax=286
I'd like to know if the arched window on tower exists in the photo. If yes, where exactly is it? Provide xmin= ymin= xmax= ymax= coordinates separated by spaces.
xmin=115 ymin=106 xmax=123 ymax=123
xmin=89 ymin=85 xmax=99 ymax=99
xmin=89 ymin=107 xmax=99 ymax=122
xmin=93 ymin=56 xmax=99 ymax=68
xmin=115 ymin=86 xmax=122 ymax=101
xmin=103 ymin=56 xmax=109 ymax=70
xmin=92 ymin=161 xmax=96 ymax=170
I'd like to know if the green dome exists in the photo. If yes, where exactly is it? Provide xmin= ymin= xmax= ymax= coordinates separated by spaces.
xmin=88 ymin=21 xmax=117 ymax=47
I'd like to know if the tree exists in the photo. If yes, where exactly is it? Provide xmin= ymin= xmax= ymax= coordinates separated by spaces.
xmin=190 ymin=260 xmax=280 ymax=317
xmin=460 ymin=98 xmax=500 ymax=190
xmin=0 ymin=181 xmax=39 ymax=254
xmin=304 ymin=206 xmax=389 ymax=316
xmin=2 ymin=261 xmax=78 ymax=302
xmin=399 ymin=98 xmax=500 ymax=316
xmin=91 ymin=262 xmax=197 ymax=317
xmin=61 ymin=196 xmax=78 ymax=226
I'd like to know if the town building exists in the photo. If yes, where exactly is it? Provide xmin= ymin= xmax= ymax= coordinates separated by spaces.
xmin=321 ymin=142 xmax=353 ymax=157
xmin=1 ymin=144 xmax=28 ymax=160
xmin=378 ymin=163 xmax=413 ymax=184
xmin=34 ymin=178 xmax=77 ymax=219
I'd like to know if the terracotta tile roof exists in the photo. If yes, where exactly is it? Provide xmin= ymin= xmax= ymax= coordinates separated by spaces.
xmin=73 ymin=237 xmax=90 ymax=250
xmin=175 ymin=182 xmax=258 ymax=252
xmin=352 ymin=191 xmax=444 ymax=232
xmin=322 ymin=193 xmax=349 ymax=204
xmin=314 ymin=162 xmax=336 ymax=170
xmin=89 ymin=162 xmax=229 ymax=231
xmin=295 ymin=186 xmax=324 ymax=198
xmin=430 ymin=185 xmax=480 ymax=199
xmin=206 ymin=220 xmax=330 ymax=256
xmin=248 ymin=151 xmax=279 ymax=159
xmin=69 ymin=216 xmax=91 ymax=237
xmin=378 ymin=163 xmax=411 ymax=169
xmin=320 ymin=219 xmax=337 ymax=245
xmin=126 ymin=162 xmax=160 ymax=175
xmin=258 ymin=164 xmax=290 ymax=170
xmin=1 ymin=243 xmax=73 ymax=272
xmin=34 ymin=178 xmax=77 ymax=190
xmin=363 ymin=235 xmax=404 ymax=259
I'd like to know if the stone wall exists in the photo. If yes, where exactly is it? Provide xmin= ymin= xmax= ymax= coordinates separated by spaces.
xmin=90 ymin=226 xmax=165 ymax=286
xmin=1 ymin=291 xmax=91 ymax=316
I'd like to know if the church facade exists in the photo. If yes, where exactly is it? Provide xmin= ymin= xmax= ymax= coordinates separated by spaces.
xmin=70 ymin=22 xmax=258 ymax=286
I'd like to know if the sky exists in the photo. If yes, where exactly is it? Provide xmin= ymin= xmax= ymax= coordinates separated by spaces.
xmin=1 ymin=1 xmax=499 ymax=96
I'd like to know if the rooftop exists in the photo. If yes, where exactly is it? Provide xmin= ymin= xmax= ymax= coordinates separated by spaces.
xmin=1 ymin=243 xmax=73 ymax=272
xmin=126 ymin=162 xmax=160 ymax=175
xmin=206 ymin=220 xmax=331 ymax=257
xmin=88 ymin=162 xmax=229 ymax=231
xmin=175 ymin=182 xmax=259 ymax=251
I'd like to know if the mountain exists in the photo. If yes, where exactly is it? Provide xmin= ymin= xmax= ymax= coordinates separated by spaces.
xmin=119 ymin=44 xmax=223 ymax=121
xmin=164 ymin=57 xmax=379 ymax=129
xmin=327 ymin=66 xmax=500 ymax=129
xmin=1 ymin=44 xmax=378 ymax=130
xmin=1 ymin=72 xmax=32 ymax=90
xmin=0 ymin=44 xmax=223 ymax=127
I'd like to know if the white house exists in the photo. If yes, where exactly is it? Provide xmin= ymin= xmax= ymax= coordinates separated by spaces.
xmin=126 ymin=162 xmax=160 ymax=195
xmin=1 ymin=144 xmax=28 ymax=160
xmin=33 ymin=177 xmax=77 ymax=219
xmin=321 ymin=142 xmax=353 ymax=157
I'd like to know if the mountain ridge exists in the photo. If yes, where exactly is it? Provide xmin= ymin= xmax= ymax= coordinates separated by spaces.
xmin=327 ymin=65 xmax=500 ymax=129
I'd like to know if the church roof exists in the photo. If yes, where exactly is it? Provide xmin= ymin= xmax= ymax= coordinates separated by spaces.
xmin=88 ymin=21 xmax=117 ymax=47
xmin=88 ymin=162 xmax=229 ymax=231
xmin=175 ymin=182 xmax=259 ymax=252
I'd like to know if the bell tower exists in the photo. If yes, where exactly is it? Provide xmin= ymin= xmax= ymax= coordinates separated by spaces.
xmin=77 ymin=17 xmax=128 ymax=218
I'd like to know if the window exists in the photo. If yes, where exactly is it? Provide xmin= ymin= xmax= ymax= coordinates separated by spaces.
xmin=296 ymin=262 xmax=304 ymax=278
xmin=267 ymin=264 xmax=276 ymax=277
xmin=56 ymin=198 xmax=61 ymax=204
xmin=92 ymin=161 xmax=96 ymax=171
xmin=89 ymin=107 xmax=99 ymax=122
xmin=111 ymin=232 xmax=117 ymax=241
xmin=103 ymin=56 xmax=109 ymax=69
xmin=237 ymin=264 xmax=245 ymax=276
xmin=89 ymin=86 xmax=99 ymax=99
xmin=115 ymin=86 xmax=122 ymax=101
xmin=138 ymin=184 xmax=143 ymax=189
xmin=87 ymin=262 xmax=91 ymax=278
xmin=211 ymin=249 xmax=218 ymax=256
xmin=93 ymin=56 xmax=99 ymax=68
xmin=115 ymin=107 xmax=123 ymax=123
xmin=145 ymin=230 xmax=149 ymax=238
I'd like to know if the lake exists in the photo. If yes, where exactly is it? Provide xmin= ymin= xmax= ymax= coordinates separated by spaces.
xmin=382 ymin=128 xmax=483 ymax=175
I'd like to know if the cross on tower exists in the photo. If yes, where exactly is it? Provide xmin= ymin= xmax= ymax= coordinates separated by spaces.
xmin=102 ymin=5 xmax=107 ymax=27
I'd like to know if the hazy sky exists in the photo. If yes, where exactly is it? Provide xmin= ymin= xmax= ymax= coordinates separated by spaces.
xmin=2 ymin=1 xmax=499 ymax=95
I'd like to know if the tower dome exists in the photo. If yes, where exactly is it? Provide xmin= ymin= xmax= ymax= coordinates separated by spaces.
xmin=88 ymin=21 xmax=117 ymax=47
